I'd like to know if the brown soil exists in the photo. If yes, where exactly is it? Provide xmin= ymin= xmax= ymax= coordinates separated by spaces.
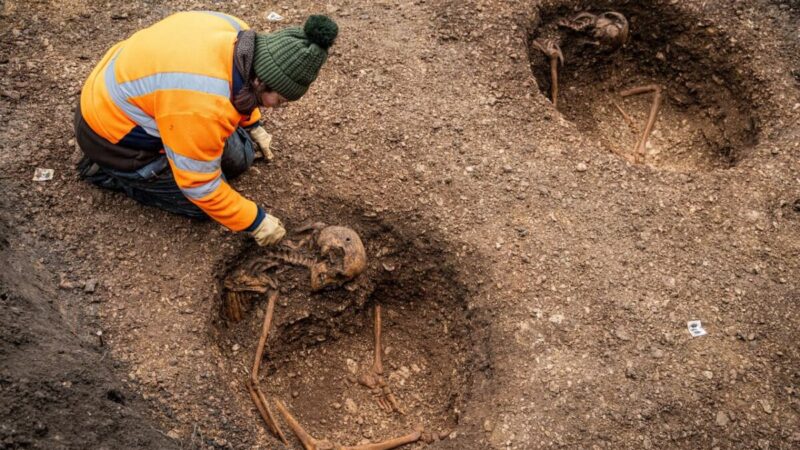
xmin=0 ymin=206 xmax=179 ymax=449
xmin=1 ymin=0 xmax=799 ymax=449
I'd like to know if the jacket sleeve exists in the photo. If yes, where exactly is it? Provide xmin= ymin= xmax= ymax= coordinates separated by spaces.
xmin=156 ymin=113 xmax=261 ymax=231
xmin=240 ymin=107 xmax=261 ymax=128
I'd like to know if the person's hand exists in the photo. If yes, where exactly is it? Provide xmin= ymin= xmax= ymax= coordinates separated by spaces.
xmin=248 ymin=125 xmax=274 ymax=161
xmin=251 ymin=214 xmax=285 ymax=246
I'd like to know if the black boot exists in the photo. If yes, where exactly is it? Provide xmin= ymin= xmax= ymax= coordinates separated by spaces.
xmin=77 ymin=156 xmax=123 ymax=191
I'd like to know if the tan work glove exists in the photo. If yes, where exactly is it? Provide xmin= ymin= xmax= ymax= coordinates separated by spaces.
xmin=251 ymin=214 xmax=286 ymax=246
xmin=248 ymin=125 xmax=274 ymax=161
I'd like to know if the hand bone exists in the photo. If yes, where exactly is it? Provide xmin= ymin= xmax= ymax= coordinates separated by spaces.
xmin=531 ymin=38 xmax=564 ymax=65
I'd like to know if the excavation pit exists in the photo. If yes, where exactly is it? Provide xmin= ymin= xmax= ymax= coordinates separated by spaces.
xmin=529 ymin=0 xmax=760 ymax=171
xmin=213 ymin=216 xmax=477 ymax=447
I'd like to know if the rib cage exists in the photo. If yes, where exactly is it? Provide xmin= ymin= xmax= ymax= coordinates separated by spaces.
xmin=252 ymin=250 xmax=316 ymax=270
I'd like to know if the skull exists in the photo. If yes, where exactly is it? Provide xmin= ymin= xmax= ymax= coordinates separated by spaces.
xmin=593 ymin=12 xmax=629 ymax=49
xmin=558 ymin=11 xmax=629 ymax=50
xmin=309 ymin=226 xmax=367 ymax=291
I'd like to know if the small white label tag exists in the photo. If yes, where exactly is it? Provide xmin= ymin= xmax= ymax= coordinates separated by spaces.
xmin=687 ymin=320 xmax=707 ymax=337
xmin=33 ymin=168 xmax=54 ymax=181
xmin=266 ymin=12 xmax=284 ymax=22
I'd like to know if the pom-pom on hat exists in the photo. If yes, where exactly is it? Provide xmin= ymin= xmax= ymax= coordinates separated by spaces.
xmin=253 ymin=15 xmax=338 ymax=101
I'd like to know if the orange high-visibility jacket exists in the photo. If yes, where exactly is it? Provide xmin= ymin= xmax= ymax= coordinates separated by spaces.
xmin=81 ymin=11 xmax=264 ymax=231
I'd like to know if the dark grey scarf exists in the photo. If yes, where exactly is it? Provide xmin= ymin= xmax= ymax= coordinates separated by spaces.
xmin=233 ymin=30 xmax=259 ymax=115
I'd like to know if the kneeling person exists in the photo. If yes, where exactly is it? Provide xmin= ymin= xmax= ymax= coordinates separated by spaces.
xmin=75 ymin=12 xmax=338 ymax=246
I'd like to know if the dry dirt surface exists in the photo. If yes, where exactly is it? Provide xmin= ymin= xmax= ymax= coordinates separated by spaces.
xmin=1 ymin=0 xmax=799 ymax=449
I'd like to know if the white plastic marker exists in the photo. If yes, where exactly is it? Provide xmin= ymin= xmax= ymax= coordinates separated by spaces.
xmin=266 ymin=12 xmax=283 ymax=22
xmin=687 ymin=320 xmax=707 ymax=337
xmin=33 ymin=168 xmax=54 ymax=181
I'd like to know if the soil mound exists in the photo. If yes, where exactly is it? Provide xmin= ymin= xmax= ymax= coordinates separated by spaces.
xmin=0 ymin=210 xmax=177 ymax=450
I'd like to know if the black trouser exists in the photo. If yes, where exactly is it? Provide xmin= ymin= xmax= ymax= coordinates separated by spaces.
xmin=76 ymin=115 xmax=256 ymax=219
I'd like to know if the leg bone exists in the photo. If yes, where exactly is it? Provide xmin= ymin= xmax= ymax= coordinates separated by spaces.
xmin=274 ymin=399 xmax=336 ymax=450
xmin=341 ymin=429 xmax=422 ymax=450
xmin=531 ymin=39 xmax=564 ymax=109
xmin=620 ymin=84 xmax=664 ymax=164
xmin=275 ymin=399 xmax=422 ymax=450
xmin=612 ymin=100 xmax=637 ymax=130
xmin=249 ymin=291 xmax=287 ymax=444
xmin=372 ymin=304 xmax=383 ymax=375
xmin=358 ymin=305 xmax=404 ymax=414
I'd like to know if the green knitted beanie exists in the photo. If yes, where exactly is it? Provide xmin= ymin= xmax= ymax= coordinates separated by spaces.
xmin=253 ymin=15 xmax=338 ymax=101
